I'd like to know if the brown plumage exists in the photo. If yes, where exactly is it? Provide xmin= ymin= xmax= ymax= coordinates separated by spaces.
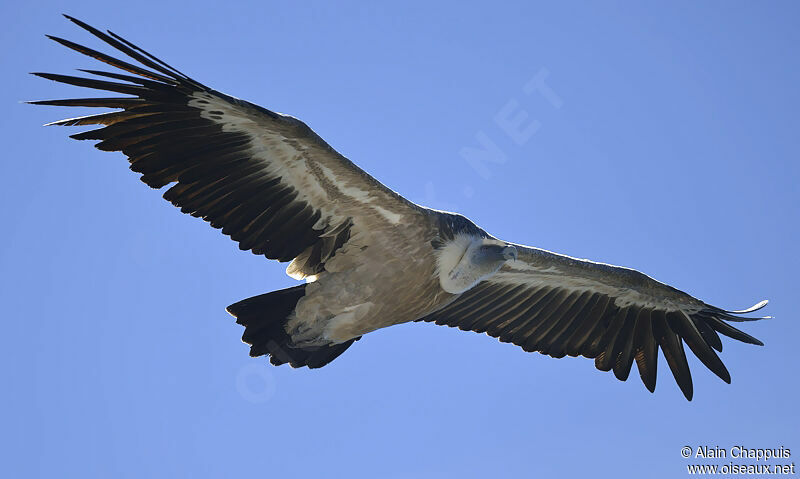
xmin=32 ymin=16 xmax=768 ymax=400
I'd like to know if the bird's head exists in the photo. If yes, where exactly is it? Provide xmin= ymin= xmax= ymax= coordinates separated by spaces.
xmin=475 ymin=243 xmax=518 ymax=264
xmin=437 ymin=236 xmax=517 ymax=294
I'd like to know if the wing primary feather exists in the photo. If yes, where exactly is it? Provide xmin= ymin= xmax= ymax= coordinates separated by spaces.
xmin=611 ymin=308 xmax=641 ymax=381
xmin=95 ymin=119 xmax=217 ymax=151
xmin=62 ymin=15 xmax=195 ymax=84
xmin=651 ymin=310 xmax=693 ymax=400
xmin=106 ymin=28 xmax=196 ymax=82
xmin=44 ymin=110 xmax=160 ymax=126
xmin=595 ymin=307 xmax=631 ymax=371
xmin=695 ymin=318 xmax=723 ymax=352
xmin=586 ymin=303 xmax=625 ymax=358
xmin=77 ymin=69 xmax=179 ymax=90
xmin=44 ymin=34 xmax=175 ymax=83
xmin=28 ymin=97 xmax=147 ymax=108
xmin=632 ymin=309 xmax=658 ymax=392
xmin=668 ymin=311 xmax=731 ymax=383
xmin=31 ymin=72 xmax=146 ymax=96
xmin=702 ymin=313 xmax=764 ymax=346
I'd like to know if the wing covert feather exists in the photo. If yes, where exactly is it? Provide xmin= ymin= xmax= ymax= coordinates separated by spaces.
xmin=33 ymin=16 xmax=423 ymax=273
xmin=419 ymin=244 xmax=767 ymax=400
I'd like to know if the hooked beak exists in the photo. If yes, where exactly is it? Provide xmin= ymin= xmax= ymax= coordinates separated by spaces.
xmin=502 ymin=245 xmax=518 ymax=262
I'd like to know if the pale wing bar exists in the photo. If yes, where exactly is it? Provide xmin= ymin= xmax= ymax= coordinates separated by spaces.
xmin=31 ymin=16 xmax=364 ymax=266
xmin=419 ymin=245 xmax=767 ymax=400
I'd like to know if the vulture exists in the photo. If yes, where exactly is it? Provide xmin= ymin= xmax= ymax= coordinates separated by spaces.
xmin=32 ymin=16 xmax=769 ymax=400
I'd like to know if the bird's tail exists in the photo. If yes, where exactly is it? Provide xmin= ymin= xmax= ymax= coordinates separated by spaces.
xmin=226 ymin=284 xmax=358 ymax=368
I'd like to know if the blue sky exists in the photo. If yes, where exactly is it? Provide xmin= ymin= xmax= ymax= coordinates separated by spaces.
xmin=3 ymin=1 xmax=798 ymax=477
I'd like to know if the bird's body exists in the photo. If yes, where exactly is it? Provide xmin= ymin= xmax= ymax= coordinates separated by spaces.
xmin=288 ymin=211 xmax=443 ymax=344
xmin=284 ymin=211 xmax=505 ymax=345
xmin=32 ymin=16 xmax=769 ymax=399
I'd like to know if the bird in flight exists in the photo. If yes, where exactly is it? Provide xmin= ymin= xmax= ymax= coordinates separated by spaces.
xmin=32 ymin=16 xmax=768 ymax=400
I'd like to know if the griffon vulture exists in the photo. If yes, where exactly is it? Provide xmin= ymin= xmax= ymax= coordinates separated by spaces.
xmin=31 ymin=16 xmax=769 ymax=400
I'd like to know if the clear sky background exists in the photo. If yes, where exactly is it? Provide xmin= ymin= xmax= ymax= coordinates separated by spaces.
xmin=3 ymin=1 xmax=798 ymax=478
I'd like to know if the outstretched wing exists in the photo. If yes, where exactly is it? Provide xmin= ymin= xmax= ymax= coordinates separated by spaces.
xmin=419 ymin=244 xmax=768 ymax=400
xmin=31 ymin=16 xmax=420 ymax=274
